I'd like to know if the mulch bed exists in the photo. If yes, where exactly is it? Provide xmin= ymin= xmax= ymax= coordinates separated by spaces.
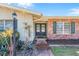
xmin=46 ymin=39 xmax=79 ymax=45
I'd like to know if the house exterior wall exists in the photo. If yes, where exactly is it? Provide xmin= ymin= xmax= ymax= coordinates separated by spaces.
xmin=1 ymin=5 xmax=79 ymax=41
xmin=0 ymin=6 xmax=35 ymax=41
xmin=47 ymin=18 xmax=79 ymax=40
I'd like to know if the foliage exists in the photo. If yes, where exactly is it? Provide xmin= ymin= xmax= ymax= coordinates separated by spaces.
xmin=16 ymin=40 xmax=24 ymax=50
xmin=15 ymin=31 xmax=20 ymax=41
xmin=0 ymin=31 xmax=10 ymax=56
xmin=0 ymin=28 xmax=20 ymax=56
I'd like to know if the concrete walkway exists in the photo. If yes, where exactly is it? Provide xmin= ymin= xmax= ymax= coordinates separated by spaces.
xmin=36 ymin=48 xmax=53 ymax=56
xmin=35 ymin=38 xmax=53 ymax=56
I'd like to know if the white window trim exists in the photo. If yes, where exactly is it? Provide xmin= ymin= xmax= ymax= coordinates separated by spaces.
xmin=62 ymin=22 xmax=64 ymax=34
xmin=4 ymin=20 xmax=5 ymax=30
xmin=56 ymin=22 xmax=64 ymax=34
xmin=0 ymin=20 xmax=13 ymax=31
xmin=63 ymin=22 xmax=71 ymax=34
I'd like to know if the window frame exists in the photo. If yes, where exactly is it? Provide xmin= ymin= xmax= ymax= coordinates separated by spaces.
xmin=0 ymin=20 xmax=13 ymax=31
xmin=55 ymin=22 xmax=72 ymax=34
xmin=64 ymin=22 xmax=71 ymax=34
xmin=56 ymin=22 xmax=64 ymax=34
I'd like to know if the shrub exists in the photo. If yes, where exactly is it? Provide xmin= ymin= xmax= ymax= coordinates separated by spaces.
xmin=16 ymin=40 xmax=24 ymax=50
xmin=0 ymin=32 xmax=9 ymax=56
xmin=0 ymin=28 xmax=20 ymax=55
xmin=15 ymin=31 xmax=20 ymax=41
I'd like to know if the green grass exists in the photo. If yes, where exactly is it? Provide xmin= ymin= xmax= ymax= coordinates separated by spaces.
xmin=51 ymin=46 xmax=79 ymax=56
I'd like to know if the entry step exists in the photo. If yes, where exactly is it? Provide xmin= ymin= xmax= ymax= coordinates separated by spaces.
xmin=35 ymin=39 xmax=48 ymax=49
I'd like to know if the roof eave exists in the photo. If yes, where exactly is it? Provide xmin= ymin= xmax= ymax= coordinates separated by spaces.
xmin=0 ymin=3 xmax=42 ymax=19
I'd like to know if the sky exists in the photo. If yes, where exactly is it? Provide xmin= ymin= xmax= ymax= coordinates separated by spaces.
xmin=10 ymin=3 xmax=79 ymax=16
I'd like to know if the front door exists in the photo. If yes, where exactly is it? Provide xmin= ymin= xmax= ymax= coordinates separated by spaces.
xmin=35 ymin=23 xmax=47 ymax=38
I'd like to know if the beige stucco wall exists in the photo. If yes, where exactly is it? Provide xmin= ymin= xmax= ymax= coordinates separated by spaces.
xmin=0 ymin=6 xmax=35 ymax=41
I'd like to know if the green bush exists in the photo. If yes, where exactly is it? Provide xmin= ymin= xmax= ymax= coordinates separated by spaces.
xmin=0 ymin=29 xmax=20 ymax=55
xmin=0 ymin=32 xmax=9 ymax=56
xmin=15 ymin=31 xmax=20 ymax=41
xmin=16 ymin=40 xmax=24 ymax=50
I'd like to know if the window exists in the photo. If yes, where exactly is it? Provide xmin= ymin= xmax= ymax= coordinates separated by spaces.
xmin=41 ymin=24 xmax=45 ymax=32
xmin=0 ymin=20 xmax=4 ymax=31
xmin=56 ymin=22 xmax=63 ymax=34
xmin=5 ymin=20 xmax=13 ymax=30
xmin=64 ymin=23 xmax=71 ymax=34
xmin=0 ymin=20 xmax=13 ymax=31
xmin=36 ymin=24 xmax=40 ymax=32
xmin=53 ymin=22 xmax=71 ymax=34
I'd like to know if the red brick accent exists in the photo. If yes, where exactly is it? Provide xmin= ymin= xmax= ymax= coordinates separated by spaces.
xmin=47 ymin=18 xmax=79 ymax=40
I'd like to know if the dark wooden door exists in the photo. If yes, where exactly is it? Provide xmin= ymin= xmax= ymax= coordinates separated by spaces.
xmin=35 ymin=23 xmax=47 ymax=38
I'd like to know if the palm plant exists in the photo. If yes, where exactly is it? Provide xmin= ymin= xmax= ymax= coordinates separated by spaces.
xmin=0 ymin=28 xmax=20 ymax=56
xmin=0 ymin=32 xmax=9 ymax=56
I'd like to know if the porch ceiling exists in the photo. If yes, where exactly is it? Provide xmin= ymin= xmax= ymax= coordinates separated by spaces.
xmin=33 ymin=16 xmax=48 ymax=23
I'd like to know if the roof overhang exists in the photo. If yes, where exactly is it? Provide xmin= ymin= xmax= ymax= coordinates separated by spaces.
xmin=0 ymin=3 xmax=42 ymax=19
xmin=47 ymin=16 xmax=79 ymax=19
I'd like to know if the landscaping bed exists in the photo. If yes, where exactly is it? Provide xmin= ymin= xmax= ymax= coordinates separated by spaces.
xmin=51 ymin=46 xmax=79 ymax=56
xmin=47 ymin=39 xmax=79 ymax=45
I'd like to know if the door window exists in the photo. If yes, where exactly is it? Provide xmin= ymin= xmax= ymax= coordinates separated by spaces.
xmin=36 ymin=24 xmax=40 ymax=32
xmin=41 ymin=24 xmax=45 ymax=32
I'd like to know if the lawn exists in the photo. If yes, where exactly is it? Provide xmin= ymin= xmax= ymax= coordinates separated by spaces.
xmin=51 ymin=46 xmax=79 ymax=56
